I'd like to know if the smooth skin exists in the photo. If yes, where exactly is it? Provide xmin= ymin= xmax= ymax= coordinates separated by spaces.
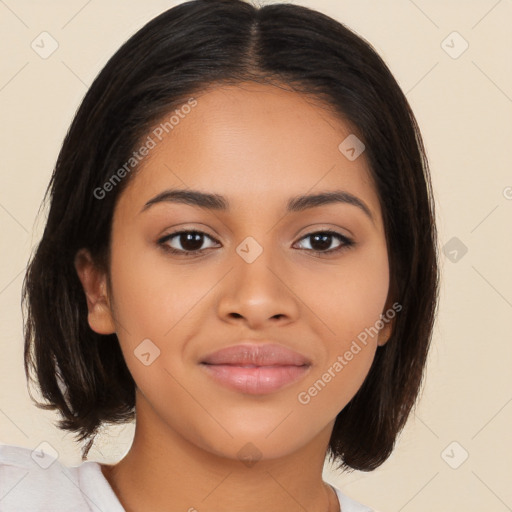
xmin=75 ymin=82 xmax=393 ymax=512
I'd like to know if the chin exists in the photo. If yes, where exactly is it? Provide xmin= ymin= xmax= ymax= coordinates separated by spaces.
xmin=189 ymin=417 xmax=323 ymax=464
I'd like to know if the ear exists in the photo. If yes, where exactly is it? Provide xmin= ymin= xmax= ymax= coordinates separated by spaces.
xmin=376 ymin=320 xmax=393 ymax=347
xmin=376 ymin=297 xmax=396 ymax=347
xmin=74 ymin=248 xmax=116 ymax=335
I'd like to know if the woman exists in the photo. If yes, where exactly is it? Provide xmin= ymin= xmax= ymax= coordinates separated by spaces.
xmin=0 ymin=1 xmax=439 ymax=510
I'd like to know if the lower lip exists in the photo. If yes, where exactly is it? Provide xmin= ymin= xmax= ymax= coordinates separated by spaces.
xmin=200 ymin=364 xmax=310 ymax=395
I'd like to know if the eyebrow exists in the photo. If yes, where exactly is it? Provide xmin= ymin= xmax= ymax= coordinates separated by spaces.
xmin=141 ymin=188 xmax=374 ymax=222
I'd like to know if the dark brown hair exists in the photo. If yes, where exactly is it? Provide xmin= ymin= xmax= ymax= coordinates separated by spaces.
xmin=22 ymin=0 xmax=439 ymax=470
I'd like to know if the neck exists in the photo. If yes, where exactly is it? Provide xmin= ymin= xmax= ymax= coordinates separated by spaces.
xmin=101 ymin=392 xmax=340 ymax=512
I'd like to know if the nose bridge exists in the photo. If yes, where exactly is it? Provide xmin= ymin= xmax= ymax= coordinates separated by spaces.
xmin=237 ymin=236 xmax=280 ymax=294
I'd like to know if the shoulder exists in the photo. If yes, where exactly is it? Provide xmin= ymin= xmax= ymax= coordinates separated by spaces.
xmin=0 ymin=443 xmax=122 ymax=512
xmin=330 ymin=482 xmax=382 ymax=512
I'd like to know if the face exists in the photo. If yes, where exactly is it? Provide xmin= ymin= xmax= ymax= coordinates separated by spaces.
xmin=77 ymin=82 xmax=392 ymax=462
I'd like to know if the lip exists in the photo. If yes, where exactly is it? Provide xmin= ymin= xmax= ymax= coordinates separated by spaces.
xmin=200 ymin=343 xmax=311 ymax=395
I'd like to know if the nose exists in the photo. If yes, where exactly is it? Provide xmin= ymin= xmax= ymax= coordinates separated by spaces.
xmin=216 ymin=247 xmax=300 ymax=330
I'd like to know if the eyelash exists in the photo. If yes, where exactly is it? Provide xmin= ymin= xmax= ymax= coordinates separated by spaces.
xmin=157 ymin=229 xmax=355 ymax=257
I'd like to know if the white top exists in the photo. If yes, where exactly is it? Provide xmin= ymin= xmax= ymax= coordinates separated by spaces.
xmin=0 ymin=444 xmax=376 ymax=511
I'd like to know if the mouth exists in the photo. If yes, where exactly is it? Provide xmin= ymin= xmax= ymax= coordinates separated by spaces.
xmin=199 ymin=343 xmax=311 ymax=395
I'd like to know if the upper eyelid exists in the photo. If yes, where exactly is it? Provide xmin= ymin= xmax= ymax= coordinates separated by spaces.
xmin=159 ymin=229 xmax=220 ymax=243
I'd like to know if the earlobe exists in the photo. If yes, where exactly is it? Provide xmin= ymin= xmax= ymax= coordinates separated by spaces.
xmin=74 ymin=248 xmax=116 ymax=335
xmin=377 ymin=295 xmax=396 ymax=347
xmin=377 ymin=320 xmax=393 ymax=347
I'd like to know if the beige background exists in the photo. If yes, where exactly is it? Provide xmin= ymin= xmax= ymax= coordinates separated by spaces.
xmin=1 ymin=1 xmax=511 ymax=511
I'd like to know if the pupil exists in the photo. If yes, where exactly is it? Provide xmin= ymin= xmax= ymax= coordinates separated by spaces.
xmin=311 ymin=233 xmax=331 ymax=251
xmin=181 ymin=232 xmax=203 ymax=251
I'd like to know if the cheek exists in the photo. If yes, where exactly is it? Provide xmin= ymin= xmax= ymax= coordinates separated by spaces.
xmin=294 ymin=344 xmax=376 ymax=433
xmin=108 ymin=238 xmax=202 ymax=338
xmin=304 ymin=241 xmax=390 ymax=342
xmin=295 ymin=245 xmax=389 ymax=412
xmin=107 ymin=240 xmax=223 ymax=396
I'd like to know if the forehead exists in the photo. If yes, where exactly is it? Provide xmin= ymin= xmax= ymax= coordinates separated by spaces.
xmin=119 ymin=82 xmax=382 ymax=224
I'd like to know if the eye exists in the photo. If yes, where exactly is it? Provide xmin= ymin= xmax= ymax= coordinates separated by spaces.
xmin=294 ymin=230 xmax=355 ymax=255
xmin=158 ymin=230 xmax=220 ymax=256
xmin=157 ymin=229 xmax=355 ymax=257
